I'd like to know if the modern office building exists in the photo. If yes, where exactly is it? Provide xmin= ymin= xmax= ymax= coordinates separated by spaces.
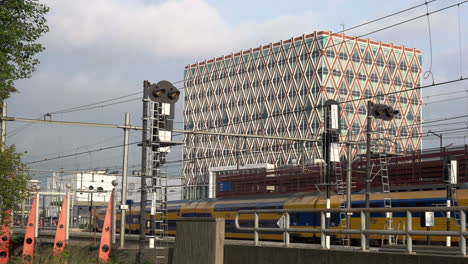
xmin=183 ymin=31 xmax=422 ymax=199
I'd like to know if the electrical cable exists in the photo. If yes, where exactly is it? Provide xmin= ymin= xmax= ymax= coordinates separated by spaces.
xmin=423 ymin=1 xmax=435 ymax=84
xmin=458 ymin=3 xmax=464 ymax=79
xmin=173 ymin=0 xmax=442 ymax=88
xmin=26 ymin=141 xmax=140 ymax=165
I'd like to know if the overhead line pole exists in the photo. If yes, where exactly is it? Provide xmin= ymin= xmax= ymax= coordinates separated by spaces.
xmin=120 ymin=112 xmax=130 ymax=249
xmin=1 ymin=103 xmax=6 ymax=148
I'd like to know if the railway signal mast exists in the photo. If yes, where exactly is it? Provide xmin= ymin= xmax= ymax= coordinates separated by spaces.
xmin=138 ymin=81 xmax=180 ymax=264
xmin=322 ymin=100 xmax=341 ymax=249
xmin=365 ymin=101 xmax=399 ymax=246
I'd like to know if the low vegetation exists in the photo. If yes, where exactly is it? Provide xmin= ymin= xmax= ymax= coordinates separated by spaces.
xmin=8 ymin=235 xmax=128 ymax=264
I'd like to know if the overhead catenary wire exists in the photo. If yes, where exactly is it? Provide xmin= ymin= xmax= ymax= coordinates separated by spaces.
xmin=23 ymin=99 xmax=468 ymax=167
xmin=172 ymin=0 xmax=441 ymax=88
xmin=26 ymin=141 xmax=141 ymax=165
xmin=18 ymin=0 xmax=468 ymax=173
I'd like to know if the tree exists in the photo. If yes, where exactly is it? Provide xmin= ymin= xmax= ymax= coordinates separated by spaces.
xmin=0 ymin=144 xmax=30 ymax=216
xmin=0 ymin=0 xmax=49 ymax=101
xmin=0 ymin=0 xmax=49 ymax=216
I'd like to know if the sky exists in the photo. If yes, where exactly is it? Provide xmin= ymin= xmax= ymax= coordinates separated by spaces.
xmin=5 ymin=0 xmax=468 ymax=190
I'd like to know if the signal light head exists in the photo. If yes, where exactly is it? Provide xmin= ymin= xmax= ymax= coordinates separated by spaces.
xmin=147 ymin=80 xmax=180 ymax=104
xmin=370 ymin=103 xmax=398 ymax=121
xmin=153 ymin=88 xmax=166 ymax=98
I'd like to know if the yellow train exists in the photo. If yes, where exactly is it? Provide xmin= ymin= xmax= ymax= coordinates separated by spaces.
xmin=94 ymin=188 xmax=468 ymax=244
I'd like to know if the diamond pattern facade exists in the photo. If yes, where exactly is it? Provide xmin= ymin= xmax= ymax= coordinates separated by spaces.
xmin=183 ymin=31 xmax=422 ymax=199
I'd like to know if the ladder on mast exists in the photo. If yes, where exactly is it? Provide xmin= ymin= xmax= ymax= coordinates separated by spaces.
xmin=379 ymin=140 xmax=395 ymax=245
xmin=148 ymin=101 xmax=169 ymax=264
xmin=335 ymin=161 xmax=349 ymax=245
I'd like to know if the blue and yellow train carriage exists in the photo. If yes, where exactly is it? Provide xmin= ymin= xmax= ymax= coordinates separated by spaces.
xmin=93 ymin=188 xmax=468 ymax=244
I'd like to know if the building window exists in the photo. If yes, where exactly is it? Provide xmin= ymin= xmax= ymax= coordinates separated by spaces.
xmin=341 ymin=119 xmax=348 ymax=131
xmin=405 ymin=80 xmax=413 ymax=88
xmin=394 ymin=75 xmax=402 ymax=86
xmin=332 ymin=69 xmax=342 ymax=77
xmin=278 ymin=58 xmax=286 ymax=68
xmin=318 ymin=67 xmax=329 ymax=76
xmin=370 ymin=73 xmax=378 ymax=83
xmin=300 ymin=121 xmax=308 ymax=132
xmin=383 ymin=72 xmax=391 ymax=85
xmin=326 ymin=49 xmax=335 ymax=58
xmin=364 ymin=52 xmax=373 ymax=65
xmin=400 ymin=127 xmax=408 ymax=137
xmin=339 ymin=85 xmax=348 ymax=97
xmin=268 ymin=60 xmax=275 ymax=70
xmin=294 ymin=71 xmax=303 ymax=82
xmin=305 ymin=67 xmax=314 ymax=81
xmin=358 ymin=72 xmax=367 ymax=81
xmin=352 ymin=122 xmax=360 ymax=135
xmin=339 ymin=51 xmax=348 ymax=61
xmin=300 ymin=51 xmax=308 ymax=62
xmin=326 ymin=86 xmax=335 ymax=94
xmin=388 ymin=94 xmax=396 ymax=105
xmin=377 ymin=91 xmax=384 ymax=103
xmin=351 ymin=90 xmax=360 ymax=98
xmin=284 ymin=72 xmax=292 ymax=84
xmin=311 ymin=82 xmax=320 ymax=97
xmin=389 ymin=125 xmax=396 ymax=136
xmin=288 ymin=56 xmax=297 ymax=65
xmin=376 ymin=54 xmax=385 ymax=67
xmin=410 ymin=61 xmax=419 ymax=73
xmin=345 ymin=70 xmax=354 ymax=84
xmin=352 ymin=50 xmax=360 ymax=63
xmin=358 ymin=105 xmax=366 ymax=115
xmin=399 ymin=60 xmax=407 ymax=71
xmin=388 ymin=58 xmax=396 ymax=75
xmin=364 ymin=89 xmax=372 ymax=99
xmin=400 ymin=96 xmax=407 ymax=104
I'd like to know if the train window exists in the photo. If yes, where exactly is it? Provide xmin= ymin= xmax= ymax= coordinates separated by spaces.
xmin=399 ymin=202 xmax=409 ymax=207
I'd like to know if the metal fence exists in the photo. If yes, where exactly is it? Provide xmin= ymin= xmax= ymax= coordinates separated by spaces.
xmin=235 ymin=206 xmax=468 ymax=256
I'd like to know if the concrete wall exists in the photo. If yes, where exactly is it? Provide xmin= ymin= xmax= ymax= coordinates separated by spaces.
xmin=173 ymin=217 xmax=224 ymax=264
xmin=224 ymin=245 xmax=468 ymax=264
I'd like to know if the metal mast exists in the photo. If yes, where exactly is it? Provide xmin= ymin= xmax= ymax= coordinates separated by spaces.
xmin=138 ymin=80 xmax=180 ymax=264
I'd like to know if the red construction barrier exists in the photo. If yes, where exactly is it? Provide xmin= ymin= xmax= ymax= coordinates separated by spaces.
xmin=53 ymin=192 xmax=68 ymax=255
xmin=98 ymin=193 xmax=113 ymax=263
xmin=23 ymin=196 xmax=38 ymax=263
xmin=0 ymin=210 xmax=11 ymax=264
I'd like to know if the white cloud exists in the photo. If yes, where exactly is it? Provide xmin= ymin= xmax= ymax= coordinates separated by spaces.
xmin=43 ymin=0 xmax=321 ymax=57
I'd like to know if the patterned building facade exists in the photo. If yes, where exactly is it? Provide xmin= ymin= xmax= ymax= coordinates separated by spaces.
xmin=183 ymin=31 xmax=422 ymax=199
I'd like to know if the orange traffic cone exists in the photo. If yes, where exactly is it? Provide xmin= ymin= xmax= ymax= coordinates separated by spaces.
xmin=53 ymin=192 xmax=68 ymax=255
xmin=0 ymin=209 xmax=11 ymax=264
xmin=98 ymin=193 xmax=113 ymax=263
xmin=23 ymin=196 xmax=38 ymax=263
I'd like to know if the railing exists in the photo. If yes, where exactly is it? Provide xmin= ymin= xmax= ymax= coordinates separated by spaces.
xmin=234 ymin=206 xmax=468 ymax=256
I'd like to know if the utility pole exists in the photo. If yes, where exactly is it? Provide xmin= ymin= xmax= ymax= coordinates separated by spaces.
xmin=365 ymin=101 xmax=372 ymax=229
xmin=120 ymin=112 xmax=130 ymax=248
xmin=428 ymin=130 xmax=451 ymax=247
xmin=1 ymin=103 xmax=6 ymax=148
xmin=111 ymin=180 xmax=118 ymax=245
xmin=138 ymin=81 xmax=151 ymax=264
xmin=346 ymin=134 xmax=353 ymax=246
